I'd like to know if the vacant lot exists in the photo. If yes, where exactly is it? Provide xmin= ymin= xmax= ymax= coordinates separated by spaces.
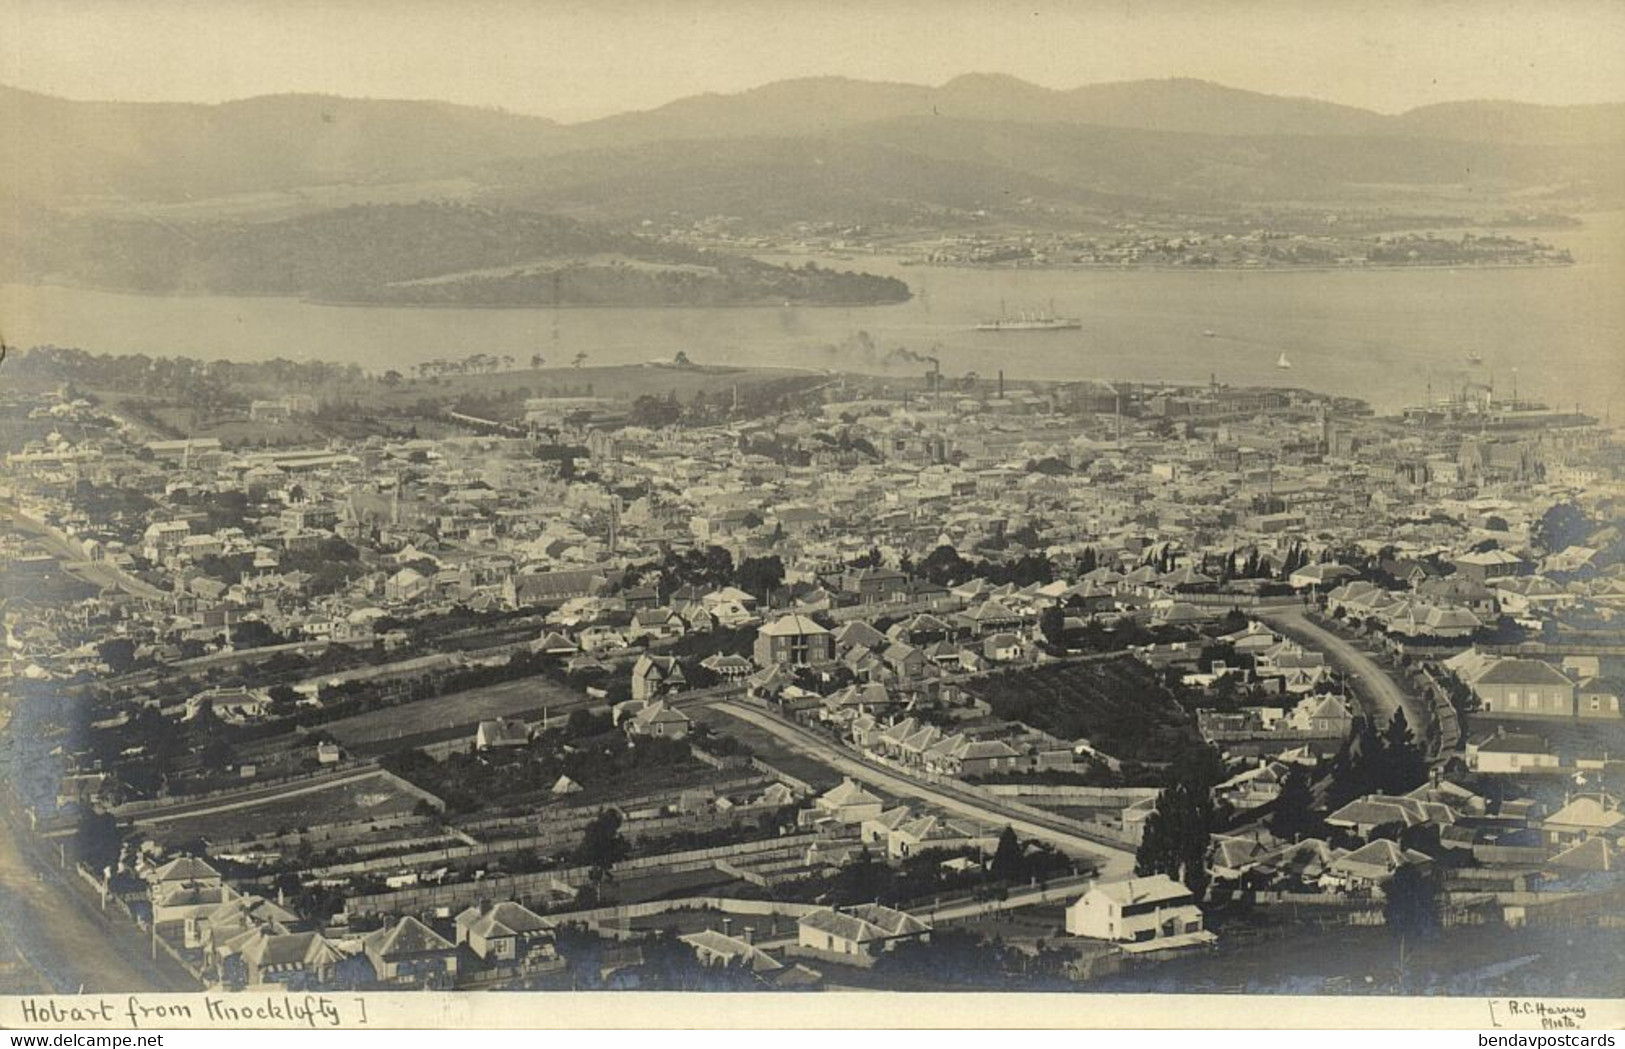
xmin=324 ymin=675 xmax=583 ymax=750
xmin=967 ymin=656 xmax=1201 ymax=764
xmin=695 ymin=706 xmax=845 ymax=792
xmin=138 ymin=770 xmax=423 ymax=844
xmin=607 ymin=868 xmax=757 ymax=908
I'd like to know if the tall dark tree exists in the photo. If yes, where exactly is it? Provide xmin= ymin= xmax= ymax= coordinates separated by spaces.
xmin=74 ymin=811 xmax=123 ymax=874
xmin=1039 ymin=606 xmax=1066 ymax=648
xmin=736 ymin=555 xmax=785 ymax=601
xmin=833 ymin=844 xmax=888 ymax=904
xmin=919 ymin=545 xmax=972 ymax=586
xmin=1382 ymin=863 xmax=1441 ymax=941
xmin=1135 ymin=749 xmax=1225 ymax=903
xmin=1269 ymin=765 xmax=1323 ymax=842
xmin=1378 ymin=709 xmax=1429 ymax=794
xmin=990 ymin=826 xmax=1024 ymax=882
xmin=577 ymin=809 xmax=630 ymax=884
xmin=200 ymin=736 xmax=236 ymax=773
xmin=97 ymin=637 xmax=137 ymax=675
xmin=1532 ymin=502 xmax=1593 ymax=555
xmin=1327 ymin=715 xmax=1384 ymax=810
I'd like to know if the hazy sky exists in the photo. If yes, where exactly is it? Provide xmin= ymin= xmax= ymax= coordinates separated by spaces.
xmin=4 ymin=0 xmax=1624 ymax=121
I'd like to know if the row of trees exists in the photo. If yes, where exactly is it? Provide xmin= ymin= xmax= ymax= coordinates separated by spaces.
xmin=1325 ymin=708 xmax=1431 ymax=810
xmin=915 ymin=544 xmax=1056 ymax=588
xmin=1132 ymin=746 xmax=1228 ymax=903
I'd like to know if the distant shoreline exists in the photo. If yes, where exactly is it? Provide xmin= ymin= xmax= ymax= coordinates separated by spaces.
xmin=300 ymin=294 xmax=911 ymax=311
xmin=10 ymin=254 xmax=1580 ymax=313
xmin=4 ymin=279 xmax=909 ymax=311
xmin=871 ymin=258 xmax=1576 ymax=276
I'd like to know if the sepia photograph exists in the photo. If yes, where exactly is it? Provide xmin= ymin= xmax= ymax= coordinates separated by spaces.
xmin=1 ymin=0 xmax=1623 ymax=1032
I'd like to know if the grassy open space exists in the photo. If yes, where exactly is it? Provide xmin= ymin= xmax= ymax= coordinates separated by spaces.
xmin=604 ymin=868 xmax=757 ymax=908
xmin=952 ymin=902 xmax=1069 ymax=945
xmin=139 ymin=771 xmax=422 ymax=845
xmin=323 ymin=674 xmax=584 ymax=750
xmin=695 ymin=706 xmax=845 ymax=792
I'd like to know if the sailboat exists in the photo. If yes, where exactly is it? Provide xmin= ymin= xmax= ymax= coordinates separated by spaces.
xmin=1276 ymin=352 xmax=1293 ymax=370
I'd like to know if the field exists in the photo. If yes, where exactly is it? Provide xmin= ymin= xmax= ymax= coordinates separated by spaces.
xmin=694 ymin=706 xmax=845 ymax=792
xmin=952 ymin=902 xmax=1070 ymax=947
xmin=323 ymin=674 xmax=585 ymax=752
xmin=967 ymin=655 xmax=1201 ymax=764
xmin=1 ymin=562 xmax=100 ymax=606
xmin=136 ymin=770 xmax=423 ymax=844
xmin=607 ymin=868 xmax=757 ymax=908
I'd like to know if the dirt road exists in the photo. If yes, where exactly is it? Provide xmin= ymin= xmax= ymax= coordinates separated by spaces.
xmin=1260 ymin=609 xmax=1424 ymax=731
xmin=711 ymin=701 xmax=1136 ymax=880
xmin=0 ymin=801 xmax=199 ymax=992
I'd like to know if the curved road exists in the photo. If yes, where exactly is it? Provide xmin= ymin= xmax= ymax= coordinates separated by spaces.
xmin=710 ymin=701 xmax=1135 ymax=880
xmin=1259 ymin=609 xmax=1424 ymax=732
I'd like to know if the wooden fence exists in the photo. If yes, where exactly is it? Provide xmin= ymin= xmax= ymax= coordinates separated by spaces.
xmin=307 ymin=803 xmax=791 ymax=879
xmin=115 ymin=762 xmax=382 ymax=819
xmin=979 ymin=785 xmax=1160 ymax=804
xmin=343 ymin=833 xmax=817 ymax=916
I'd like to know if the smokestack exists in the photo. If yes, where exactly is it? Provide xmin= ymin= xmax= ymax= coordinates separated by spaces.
xmin=998 ymin=370 xmax=1005 ymax=399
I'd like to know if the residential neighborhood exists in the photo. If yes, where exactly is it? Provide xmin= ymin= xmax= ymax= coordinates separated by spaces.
xmin=3 ymin=346 xmax=1622 ymax=999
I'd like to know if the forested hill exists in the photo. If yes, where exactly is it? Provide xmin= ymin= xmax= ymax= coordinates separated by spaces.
xmin=5 ymin=202 xmax=910 ymax=307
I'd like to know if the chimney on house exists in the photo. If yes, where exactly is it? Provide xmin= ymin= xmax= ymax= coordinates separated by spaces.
xmin=742 ymin=926 xmax=755 ymax=945
xmin=722 ymin=917 xmax=733 ymax=937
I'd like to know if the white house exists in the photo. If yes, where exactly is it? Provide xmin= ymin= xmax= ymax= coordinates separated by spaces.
xmin=812 ymin=779 xmax=885 ymax=824
xmin=1465 ymin=729 xmax=1560 ymax=775
xmin=1065 ymin=875 xmax=1212 ymax=949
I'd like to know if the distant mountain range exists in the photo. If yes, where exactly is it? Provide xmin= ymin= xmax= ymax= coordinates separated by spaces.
xmin=2 ymin=74 xmax=1619 ymax=303
xmin=4 ymin=75 xmax=1621 ymax=214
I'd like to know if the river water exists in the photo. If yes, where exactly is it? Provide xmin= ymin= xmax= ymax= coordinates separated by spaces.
xmin=4 ymin=212 xmax=1621 ymax=417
